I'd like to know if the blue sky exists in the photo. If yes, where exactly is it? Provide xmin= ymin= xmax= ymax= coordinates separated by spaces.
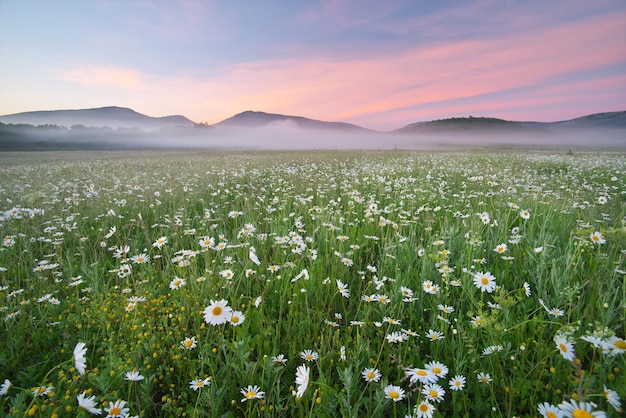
xmin=1 ymin=0 xmax=625 ymax=130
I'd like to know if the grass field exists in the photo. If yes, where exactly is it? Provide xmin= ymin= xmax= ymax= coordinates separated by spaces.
xmin=0 ymin=150 xmax=624 ymax=417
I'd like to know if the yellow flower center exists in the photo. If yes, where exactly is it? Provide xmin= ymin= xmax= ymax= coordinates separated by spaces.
xmin=231 ymin=316 xmax=240 ymax=324
xmin=195 ymin=382 xmax=203 ymax=387
xmin=454 ymin=381 xmax=461 ymax=387
xmin=185 ymin=340 xmax=193 ymax=347
xmin=174 ymin=280 xmax=181 ymax=286
xmin=432 ymin=367 xmax=441 ymax=374
xmin=246 ymin=391 xmax=255 ymax=399
xmin=389 ymin=391 xmax=399 ymax=399
xmin=481 ymin=377 xmax=488 ymax=382
xmin=417 ymin=369 xmax=427 ymax=376
xmin=212 ymin=306 xmax=222 ymax=316
xmin=546 ymin=412 xmax=557 ymax=418
xmin=614 ymin=339 xmax=626 ymax=349
xmin=559 ymin=343 xmax=568 ymax=352
xmin=429 ymin=389 xmax=438 ymax=397
xmin=419 ymin=403 xmax=429 ymax=412
xmin=367 ymin=372 xmax=375 ymax=379
xmin=109 ymin=407 xmax=121 ymax=415
xmin=572 ymin=409 xmax=593 ymax=418
xmin=481 ymin=277 xmax=489 ymax=285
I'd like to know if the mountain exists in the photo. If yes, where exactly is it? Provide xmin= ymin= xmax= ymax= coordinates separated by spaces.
xmin=0 ymin=106 xmax=196 ymax=131
xmin=395 ymin=111 xmax=626 ymax=134
xmin=214 ymin=110 xmax=371 ymax=132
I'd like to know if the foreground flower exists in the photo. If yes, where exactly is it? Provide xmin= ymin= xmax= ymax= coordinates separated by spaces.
xmin=448 ymin=375 xmax=466 ymax=391
xmin=300 ymin=349 xmax=319 ymax=362
xmin=537 ymin=402 xmax=560 ymax=418
xmin=203 ymin=299 xmax=232 ymax=325
xmin=77 ymin=392 xmax=102 ymax=415
xmin=477 ymin=372 xmax=491 ymax=384
xmin=405 ymin=367 xmax=437 ymax=384
xmin=229 ymin=310 xmax=245 ymax=326
xmin=105 ymin=399 xmax=129 ymax=418
xmin=294 ymin=365 xmax=310 ymax=398
xmin=125 ymin=371 xmax=144 ymax=381
xmin=169 ymin=277 xmax=186 ymax=290
xmin=181 ymin=337 xmax=197 ymax=350
xmin=473 ymin=271 xmax=497 ymax=293
xmin=189 ymin=377 xmax=211 ymax=391
xmin=361 ymin=368 xmax=382 ymax=383
xmin=590 ymin=231 xmax=606 ymax=245
xmin=425 ymin=361 xmax=448 ymax=379
xmin=415 ymin=400 xmax=435 ymax=418
xmin=603 ymin=385 xmax=622 ymax=411
xmin=422 ymin=383 xmax=446 ymax=403
xmin=74 ymin=342 xmax=87 ymax=375
xmin=558 ymin=399 xmax=606 ymax=418
xmin=0 ymin=379 xmax=11 ymax=396
xmin=240 ymin=385 xmax=265 ymax=402
xmin=383 ymin=384 xmax=405 ymax=402
xmin=555 ymin=334 xmax=576 ymax=361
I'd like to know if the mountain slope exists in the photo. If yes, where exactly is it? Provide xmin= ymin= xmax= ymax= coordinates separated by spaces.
xmin=0 ymin=106 xmax=196 ymax=131
xmin=214 ymin=110 xmax=372 ymax=132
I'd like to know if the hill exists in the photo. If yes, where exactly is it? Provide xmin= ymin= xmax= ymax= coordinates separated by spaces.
xmin=0 ymin=106 xmax=196 ymax=131
xmin=395 ymin=111 xmax=626 ymax=134
xmin=214 ymin=110 xmax=371 ymax=132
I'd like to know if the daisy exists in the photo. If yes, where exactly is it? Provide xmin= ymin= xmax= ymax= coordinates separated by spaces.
xmin=181 ymin=337 xmax=197 ymax=350
xmin=537 ymin=402 xmax=561 ymax=418
xmin=603 ymin=385 xmax=621 ymax=411
xmin=336 ymin=279 xmax=350 ymax=298
xmin=473 ymin=271 xmax=497 ymax=293
xmin=422 ymin=383 xmax=446 ymax=403
xmin=425 ymin=329 xmax=444 ymax=341
xmin=294 ymin=364 xmax=310 ymax=398
xmin=361 ymin=368 xmax=382 ymax=383
xmin=558 ymin=399 xmax=606 ymax=418
xmin=425 ymin=361 xmax=448 ymax=379
xmin=477 ymin=372 xmax=491 ymax=384
xmin=152 ymin=236 xmax=168 ymax=248
xmin=520 ymin=209 xmax=531 ymax=219
xmin=555 ymin=334 xmax=576 ymax=361
xmin=423 ymin=280 xmax=439 ymax=294
xmin=405 ymin=367 xmax=437 ymax=384
xmin=124 ymin=371 xmax=144 ymax=381
xmin=74 ymin=342 xmax=87 ymax=375
xmin=602 ymin=335 xmax=626 ymax=356
xmin=77 ymin=392 xmax=102 ymax=415
xmin=590 ymin=231 xmax=605 ymax=245
xmin=189 ymin=377 xmax=211 ymax=391
xmin=494 ymin=243 xmax=508 ymax=254
xmin=523 ymin=282 xmax=532 ymax=297
xmin=248 ymin=246 xmax=261 ymax=265
xmin=271 ymin=354 xmax=288 ymax=365
xmin=203 ymin=299 xmax=232 ymax=326
xmin=105 ymin=399 xmax=129 ymax=418
xmin=300 ymin=349 xmax=319 ymax=362
xmin=198 ymin=236 xmax=215 ymax=249
xmin=240 ymin=385 xmax=265 ymax=402
xmin=415 ymin=400 xmax=435 ymax=418
xmin=448 ymin=375 xmax=466 ymax=391
xmin=130 ymin=253 xmax=149 ymax=264
xmin=437 ymin=304 xmax=454 ymax=314
xmin=383 ymin=385 xmax=405 ymax=402
xmin=169 ymin=277 xmax=186 ymax=290
xmin=33 ymin=386 xmax=53 ymax=397
xmin=0 ymin=379 xmax=11 ymax=396
xmin=229 ymin=310 xmax=245 ymax=326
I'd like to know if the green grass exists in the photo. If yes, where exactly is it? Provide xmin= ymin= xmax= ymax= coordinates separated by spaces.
xmin=0 ymin=150 xmax=624 ymax=417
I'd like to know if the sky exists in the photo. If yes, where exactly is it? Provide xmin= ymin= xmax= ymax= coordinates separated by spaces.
xmin=0 ymin=0 xmax=625 ymax=131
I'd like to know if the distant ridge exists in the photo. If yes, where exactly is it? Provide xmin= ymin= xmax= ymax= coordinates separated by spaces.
xmin=214 ymin=110 xmax=372 ymax=132
xmin=395 ymin=111 xmax=626 ymax=134
xmin=0 ymin=106 xmax=196 ymax=131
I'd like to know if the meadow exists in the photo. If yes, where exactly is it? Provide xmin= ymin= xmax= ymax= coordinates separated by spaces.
xmin=0 ymin=149 xmax=624 ymax=417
